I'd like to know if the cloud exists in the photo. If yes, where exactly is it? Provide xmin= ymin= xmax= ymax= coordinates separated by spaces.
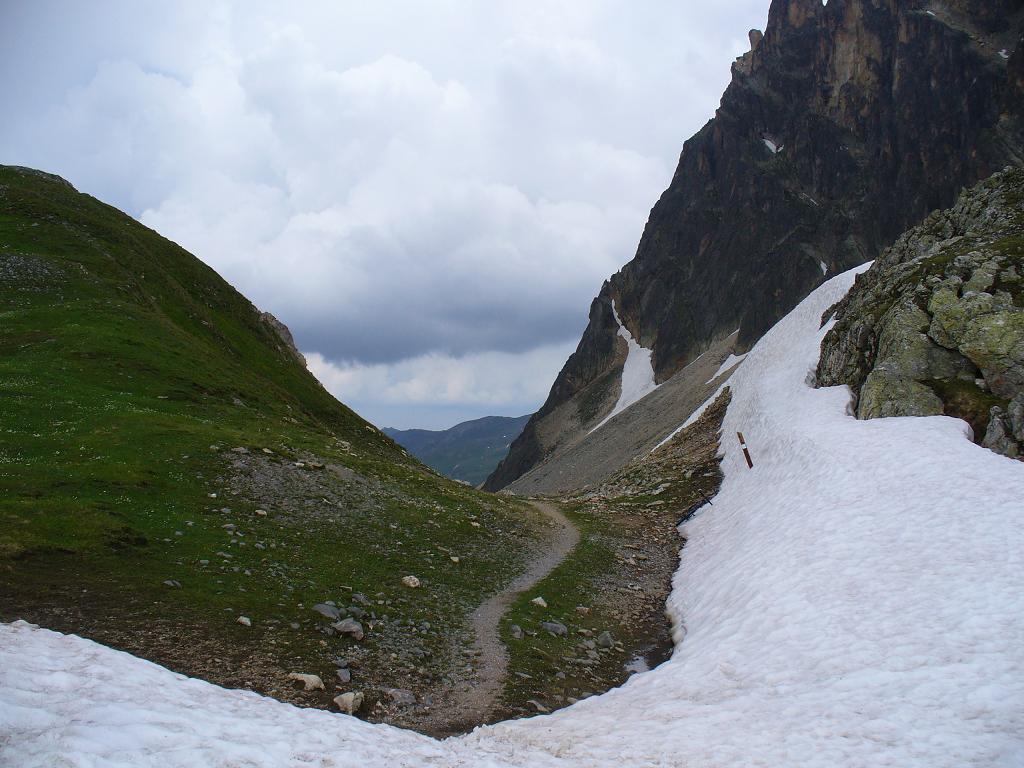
xmin=306 ymin=343 xmax=575 ymax=429
xmin=0 ymin=0 xmax=769 ymax=427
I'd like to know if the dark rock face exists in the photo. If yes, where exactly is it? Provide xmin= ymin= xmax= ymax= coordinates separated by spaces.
xmin=486 ymin=0 xmax=1024 ymax=491
xmin=816 ymin=167 xmax=1024 ymax=459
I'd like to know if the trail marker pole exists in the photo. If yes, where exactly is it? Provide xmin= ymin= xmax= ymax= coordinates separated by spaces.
xmin=736 ymin=431 xmax=753 ymax=469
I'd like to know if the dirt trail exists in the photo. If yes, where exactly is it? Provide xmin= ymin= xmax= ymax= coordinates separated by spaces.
xmin=425 ymin=500 xmax=579 ymax=735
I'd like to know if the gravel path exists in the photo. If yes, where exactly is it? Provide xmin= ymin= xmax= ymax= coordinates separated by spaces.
xmin=428 ymin=500 xmax=579 ymax=735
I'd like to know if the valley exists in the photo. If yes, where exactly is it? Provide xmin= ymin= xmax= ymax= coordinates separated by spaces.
xmin=0 ymin=165 xmax=719 ymax=735
xmin=2 ymin=0 xmax=1023 ymax=765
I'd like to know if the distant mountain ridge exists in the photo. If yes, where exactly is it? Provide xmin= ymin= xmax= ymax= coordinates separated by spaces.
xmin=485 ymin=0 xmax=1024 ymax=491
xmin=384 ymin=415 xmax=530 ymax=486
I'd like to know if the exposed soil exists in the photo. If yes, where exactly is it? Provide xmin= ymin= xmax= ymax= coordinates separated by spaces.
xmin=405 ymin=501 xmax=579 ymax=736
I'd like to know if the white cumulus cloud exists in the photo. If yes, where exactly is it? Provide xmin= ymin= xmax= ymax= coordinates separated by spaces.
xmin=0 ymin=0 xmax=768 ymax=427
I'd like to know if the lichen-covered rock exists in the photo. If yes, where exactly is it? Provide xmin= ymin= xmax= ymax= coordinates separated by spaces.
xmin=818 ymin=168 xmax=1024 ymax=459
xmin=984 ymin=392 xmax=1024 ymax=456
xmin=958 ymin=312 xmax=1024 ymax=399
xmin=858 ymin=371 xmax=945 ymax=421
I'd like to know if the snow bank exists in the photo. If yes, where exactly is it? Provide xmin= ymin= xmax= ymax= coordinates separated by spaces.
xmin=589 ymin=300 xmax=659 ymax=434
xmin=4 ymin=266 xmax=1023 ymax=767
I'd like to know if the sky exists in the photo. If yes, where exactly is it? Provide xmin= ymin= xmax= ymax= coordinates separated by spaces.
xmin=1 ymin=0 xmax=768 ymax=429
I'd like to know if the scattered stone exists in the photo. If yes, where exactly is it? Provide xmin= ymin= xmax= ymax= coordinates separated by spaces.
xmin=385 ymin=688 xmax=416 ymax=707
xmin=332 ymin=618 xmax=365 ymax=641
xmin=231 ymin=447 xmax=249 ymax=454
xmin=162 ymin=579 xmax=181 ymax=588
xmin=449 ymin=556 xmax=460 ymax=563
xmin=334 ymin=691 xmax=364 ymax=715
xmin=541 ymin=621 xmax=568 ymax=637
xmin=287 ymin=672 xmax=325 ymax=691
xmin=312 ymin=603 xmax=343 ymax=621
xmin=596 ymin=630 xmax=615 ymax=648
xmin=531 ymin=596 xmax=548 ymax=608
xmin=336 ymin=668 xmax=352 ymax=684
xmin=510 ymin=624 xmax=524 ymax=640
xmin=575 ymin=606 xmax=590 ymax=615
xmin=236 ymin=616 xmax=251 ymax=627
xmin=527 ymin=699 xmax=550 ymax=713
xmin=255 ymin=509 xmax=268 ymax=516
xmin=401 ymin=575 xmax=421 ymax=588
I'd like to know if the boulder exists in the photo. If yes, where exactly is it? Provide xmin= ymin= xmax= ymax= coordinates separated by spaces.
xmin=287 ymin=673 xmax=324 ymax=691
xmin=540 ymin=621 xmax=568 ymax=637
xmin=332 ymin=618 xmax=365 ymax=641
xmin=334 ymin=691 xmax=364 ymax=715
xmin=312 ymin=603 xmax=343 ymax=621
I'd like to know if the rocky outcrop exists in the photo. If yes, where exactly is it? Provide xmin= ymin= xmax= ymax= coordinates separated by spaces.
xmin=259 ymin=310 xmax=307 ymax=367
xmin=486 ymin=0 xmax=1024 ymax=491
xmin=817 ymin=167 xmax=1024 ymax=459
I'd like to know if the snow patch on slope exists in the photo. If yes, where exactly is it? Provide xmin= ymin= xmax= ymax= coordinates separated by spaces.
xmin=589 ymin=299 xmax=659 ymax=434
xmin=652 ymin=381 xmax=729 ymax=453
xmin=4 ymin=266 xmax=1024 ymax=767
xmin=706 ymin=353 xmax=746 ymax=384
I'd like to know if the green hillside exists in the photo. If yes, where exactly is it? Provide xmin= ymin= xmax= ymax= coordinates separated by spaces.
xmin=0 ymin=165 xmax=544 ymax=727
xmin=384 ymin=414 xmax=530 ymax=486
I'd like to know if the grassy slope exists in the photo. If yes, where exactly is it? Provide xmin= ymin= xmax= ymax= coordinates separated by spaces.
xmin=0 ymin=166 xmax=542 ymax=720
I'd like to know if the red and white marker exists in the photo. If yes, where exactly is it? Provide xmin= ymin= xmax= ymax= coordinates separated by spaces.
xmin=736 ymin=431 xmax=753 ymax=469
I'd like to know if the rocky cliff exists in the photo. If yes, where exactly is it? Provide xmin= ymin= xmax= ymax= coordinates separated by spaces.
xmin=817 ymin=166 xmax=1024 ymax=458
xmin=486 ymin=0 xmax=1024 ymax=491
